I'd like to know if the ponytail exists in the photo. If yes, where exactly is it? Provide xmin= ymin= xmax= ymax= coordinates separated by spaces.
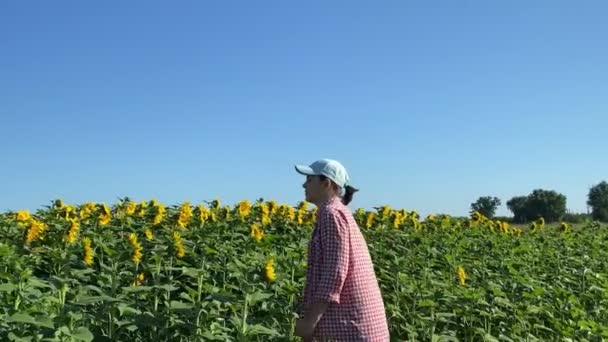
xmin=318 ymin=175 xmax=359 ymax=205
xmin=342 ymin=185 xmax=359 ymax=205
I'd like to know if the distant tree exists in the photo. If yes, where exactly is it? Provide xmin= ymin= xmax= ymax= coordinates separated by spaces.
xmin=470 ymin=196 xmax=501 ymax=218
xmin=587 ymin=181 xmax=608 ymax=222
xmin=525 ymin=189 xmax=567 ymax=222
xmin=507 ymin=196 xmax=529 ymax=223
xmin=507 ymin=189 xmax=567 ymax=223
xmin=562 ymin=212 xmax=592 ymax=224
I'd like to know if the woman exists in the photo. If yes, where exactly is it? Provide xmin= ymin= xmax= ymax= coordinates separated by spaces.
xmin=293 ymin=159 xmax=390 ymax=341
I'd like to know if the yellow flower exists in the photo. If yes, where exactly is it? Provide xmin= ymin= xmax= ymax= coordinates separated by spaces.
xmin=144 ymin=228 xmax=154 ymax=241
xmin=538 ymin=217 xmax=545 ymax=228
xmin=376 ymin=204 xmax=393 ymax=220
xmin=99 ymin=214 xmax=111 ymax=226
xmin=153 ymin=203 xmax=166 ymax=225
xmin=392 ymin=211 xmax=404 ymax=229
xmin=125 ymin=202 xmax=137 ymax=216
xmin=137 ymin=201 xmax=147 ymax=217
xmin=261 ymin=203 xmax=271 ymax=226
xmin=511 ymin=227 xmax=523 ymax=236
xmin=498 ymin=221 xmax=510 ymax=233
xmin=309 ymin=207 xmax=318 ymax=224
xmin=264 ymin=258 xmax=276 ymax=282
xmin=238 ymin=200 xmax=251 ymax=220
xmin=133 ymin=272 xmax=145 ymax=286
xmin=197 ymin=205 xmax=210 ymax=224
xmin=457 ymin=266 xmax=466 ymax=286
xmin=25 ymin=219 xmax=48 ymax=244
xmin=287 ymin=206 xmax=296 ymax=221
xmin=82 ymin=237 xmax=94 ymax=266
xmin=101 ymin=203 xmax=111 ymax=216
xmin=365 ymin=212 xmax=375 ymax=229
xmin=488 ymin=220 xmax=497 ymax=232
xmin=295 ymin=201 xmax=309 ymax=225
xmin=355 ymin=208 xmax=365 ymax=220
xmin=16 ymin=210 xmax=31 ymax=222
xmin=79 ymin=202 xmax=96 ymax=219
xmin=530 ymin=217 xmax=545 ymax=231
xmin=296 ymin=211 xmax=305 ymax=225
xmin=63 ymin=205 xmax=75 ymax=220
xmin=560 ymin=222 xmax=570 ymax=232
xmin=98 ymin=203 xmax=112 ymax=226
xmin=177 ymin=202 xmax=193 ymax=228
xmin=297 ymin=209 xmax=307 ymax=225
xmin=268 ymin=200 xmax=278 ymax=215
xmin=471 ymin=211 xmax=482 ymax=224
xmin=297 ymin=201 xmax=309 ymax=212
xmin=172 ymin=231 xmax=185 ymax=258
xmin=250 ymin=224 xmax=264 ymax=242
xmin=65 ymin=218 xmax=80 ymax=244
xmin=128 ymin=233 xmax=143 ymax=265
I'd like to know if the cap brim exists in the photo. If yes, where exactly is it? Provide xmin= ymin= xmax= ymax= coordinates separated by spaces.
xmin=295 ymin=164 xmax=316 ymax=175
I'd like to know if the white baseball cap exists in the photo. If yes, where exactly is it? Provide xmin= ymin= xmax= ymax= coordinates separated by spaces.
xmin=294 ymin=158 xmax=350 ymax=188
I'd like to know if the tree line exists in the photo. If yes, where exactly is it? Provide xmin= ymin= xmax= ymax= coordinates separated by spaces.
xmin=470 ymin=180 xmax=608 ymax=223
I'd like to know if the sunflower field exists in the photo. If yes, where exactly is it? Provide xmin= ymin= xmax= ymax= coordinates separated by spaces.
xmin=1 ymin=198 xmax=607 ymax=341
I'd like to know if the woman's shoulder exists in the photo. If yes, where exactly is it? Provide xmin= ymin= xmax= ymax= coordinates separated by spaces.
xmin=318 ymin=198 xmax=355 ymax=224
xmin=319 ymin=197 xmax=346 ymax=213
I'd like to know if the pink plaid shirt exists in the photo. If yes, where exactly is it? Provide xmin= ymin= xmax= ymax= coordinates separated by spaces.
xmin=300 ymin=196 xmax=390 ymax=341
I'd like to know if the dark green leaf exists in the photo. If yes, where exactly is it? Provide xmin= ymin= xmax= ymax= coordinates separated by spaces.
xmin=70 ymin=327 xmax=94 ymax=342
xmin=0 ymin=283 xmax=16 ymax=292
xmin=245 ymin=324 xmax=280 ymax=336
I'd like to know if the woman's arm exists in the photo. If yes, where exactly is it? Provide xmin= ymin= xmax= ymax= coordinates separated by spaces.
xmin=313 ymin=209 xmax=350 ymax=305
xmin=297 ymin=209 xmax=350 ymax=337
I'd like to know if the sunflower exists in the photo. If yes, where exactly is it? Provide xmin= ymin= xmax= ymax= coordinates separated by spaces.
xmin=456 ymin=266 xmax=467 ymax=286
xmin=238 ymin=200 xmax=251 ymax=220
xmin=128 ymin=233 xmax=143 ymax=265
xmin=173 ymin=231 xmax=185 ymax=258
xmin=177 ymin=202 xmax=193 ymax=228
xmin=250 ymin=224 xmax=264 ymax=242
xmin=82 ymin=237 xmax=94 ymax=266
xmin=65 ymin=218 xmax=80 ymax=244
xmin=16 ymin=210 xmax=31 ymax=222
xmin=264 ymin=258 xmax=276 ymax=282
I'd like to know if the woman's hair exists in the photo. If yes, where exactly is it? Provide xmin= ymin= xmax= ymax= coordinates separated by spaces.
xmin=319 ymin=175 xmax=359 ymax=205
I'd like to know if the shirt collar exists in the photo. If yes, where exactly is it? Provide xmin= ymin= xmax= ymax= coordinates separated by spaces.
xmin=319 ymin=196 xmax=341 ymax=209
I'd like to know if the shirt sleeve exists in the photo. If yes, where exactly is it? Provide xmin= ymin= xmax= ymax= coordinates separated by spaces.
xmin=313 ymin=208 xmax=350 ymax=304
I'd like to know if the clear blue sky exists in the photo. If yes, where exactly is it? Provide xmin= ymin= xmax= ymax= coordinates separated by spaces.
xmin=1 ymin=1 xmax=606 ymax=217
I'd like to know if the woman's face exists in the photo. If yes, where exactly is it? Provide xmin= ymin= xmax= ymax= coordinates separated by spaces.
xmin=302 ymin=175 xmax=328 ymax=204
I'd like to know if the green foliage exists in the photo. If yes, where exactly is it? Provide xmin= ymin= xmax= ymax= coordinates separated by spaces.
xmin=470 ymin=196 xmax=501 ymax=218
xmin=562 ymin=212 xmax=592 ymax=224
xmin=507 ymin=189 xmax=567 ymax=223
xmin=1 ymin=200 xmax=608 ymax=341
xmin=587 ymin=181 xmax=608 ymax=222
